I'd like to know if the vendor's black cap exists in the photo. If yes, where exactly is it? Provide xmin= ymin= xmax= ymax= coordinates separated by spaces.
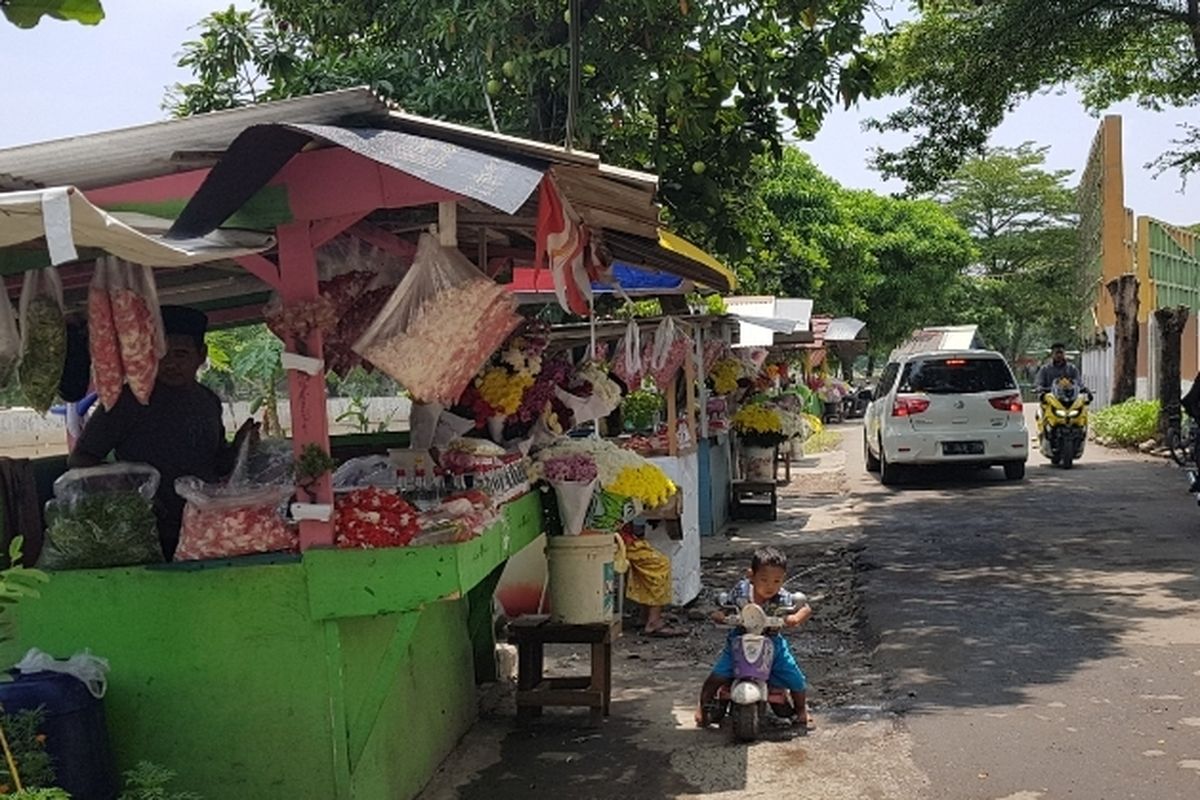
xmin=161 ymin=305 xmax=209 ymax=342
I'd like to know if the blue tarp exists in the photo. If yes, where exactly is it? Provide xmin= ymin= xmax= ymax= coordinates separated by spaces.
xmin=592 ymin=262 xmax=684 ymax=293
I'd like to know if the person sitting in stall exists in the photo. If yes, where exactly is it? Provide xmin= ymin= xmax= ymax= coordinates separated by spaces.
xmin=69 ymin=305 xmax=258 ymax=560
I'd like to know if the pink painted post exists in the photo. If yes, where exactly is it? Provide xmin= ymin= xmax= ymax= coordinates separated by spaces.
xmin=276 ymin=221 xmax=335 ymax=549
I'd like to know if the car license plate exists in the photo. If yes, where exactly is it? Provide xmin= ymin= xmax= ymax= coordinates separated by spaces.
xmin=942 ymin=441 xmax=985 ymax=455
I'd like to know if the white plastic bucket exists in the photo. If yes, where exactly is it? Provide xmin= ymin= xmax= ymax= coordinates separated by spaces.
xmin=546 ymin=533 xmax=617 ymax=624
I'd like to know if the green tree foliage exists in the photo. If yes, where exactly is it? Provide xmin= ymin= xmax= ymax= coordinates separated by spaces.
xmin=165 ymin=1 xmax=882 ymax=255
xmin=737 ymin=149 xmax=976 ymax=353
xmin=202 ymin=324 xmax=284 ymax=434
xmin=1 ymin=0 xmax=103 ymax=28
xmin=935 ymin=143 xmax=1081 ymax=360
xmin=870 ymin=0 xmax=1200 ymax=191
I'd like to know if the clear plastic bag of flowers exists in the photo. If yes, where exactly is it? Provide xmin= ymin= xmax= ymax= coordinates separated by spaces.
xmin=174 ymin=477 xmax=295 ymax=562
xmin=39 ymin=463 xmax=164 ymax=570
xmin=353 ymin=233 xmax=521 ymax=405
xmin=104 ymin=258 xmax=167 ymax=405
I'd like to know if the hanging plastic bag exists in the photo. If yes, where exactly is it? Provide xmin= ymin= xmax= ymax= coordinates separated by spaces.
xmin=611 ymin=320 xmax=644 ymax=391
xmin=646 ymin=317 xmax=692 ymax=391
xmin=87 ymin=258 xmax=125 ymax=410
xmin=0 ymin=290 xmax=21 ymax=391
xmin=18 ymin=267 xmax=67 ymax=414
xmin=108 ymin=258 xmax=165 ymax=404
xmin=39 ymin=463 xmax=163 ymax=570
xmin=353 ymin=233 xmax=522 ymax=405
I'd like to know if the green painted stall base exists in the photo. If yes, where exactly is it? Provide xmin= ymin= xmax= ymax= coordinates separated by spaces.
xmin=16 ymin=491 xmax=544 ymax=800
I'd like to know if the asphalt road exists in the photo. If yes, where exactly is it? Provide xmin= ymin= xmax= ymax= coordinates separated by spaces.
xmin=854 ymin=425 xmax=1200 ymax=799
xmin=421 ymin=425 xmax=1200 ymax=799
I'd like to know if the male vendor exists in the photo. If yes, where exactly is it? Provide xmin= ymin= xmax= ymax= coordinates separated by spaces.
xmin=70 ymin=306 xmax=257 ymax=559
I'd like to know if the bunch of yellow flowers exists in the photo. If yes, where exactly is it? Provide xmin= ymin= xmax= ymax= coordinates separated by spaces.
xmin=608 ymin=463 xmax=677 ymax=511
xmin=476 ymin=366 xmax=535 ymax=416
xmin=709 ymin=358 xmax=742 ymax=395
xmin=731 ymin=403 xmax=782 ymax=435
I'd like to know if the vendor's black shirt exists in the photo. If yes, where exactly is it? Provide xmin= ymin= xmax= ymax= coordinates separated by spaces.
xmin=74 ymin=383 xmax=229 ymax=558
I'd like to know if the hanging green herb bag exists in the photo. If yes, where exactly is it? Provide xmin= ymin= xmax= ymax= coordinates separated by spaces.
xmin=18 ymin=268 xmax=66 ymax=414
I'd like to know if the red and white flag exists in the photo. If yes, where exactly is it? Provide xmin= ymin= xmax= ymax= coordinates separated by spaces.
xmin=535 ymin=176 xmax=603 ymax=316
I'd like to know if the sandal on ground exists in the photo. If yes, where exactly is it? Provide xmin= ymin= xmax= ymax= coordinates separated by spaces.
xmin=642 ymin=624 xmax=687 ymax=638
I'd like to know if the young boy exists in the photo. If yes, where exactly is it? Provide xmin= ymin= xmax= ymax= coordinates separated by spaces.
xmin=696 ymin=546 xmax=813 ymax=728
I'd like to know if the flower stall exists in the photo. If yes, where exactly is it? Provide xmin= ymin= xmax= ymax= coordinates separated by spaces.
xmin=0 ymin=90 xmax=735 ymax=800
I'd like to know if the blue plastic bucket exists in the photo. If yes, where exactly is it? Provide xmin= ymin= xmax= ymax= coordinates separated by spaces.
xmin=0 ymin=669 xmax=118 ymax=800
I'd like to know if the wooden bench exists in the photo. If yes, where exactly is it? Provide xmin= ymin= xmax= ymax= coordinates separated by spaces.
xmin=508 ymin=617 xmax=621 ymax=725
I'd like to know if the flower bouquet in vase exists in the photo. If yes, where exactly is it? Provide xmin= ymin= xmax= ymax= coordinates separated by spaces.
xmin=543 ymin=454 xmax=599 ymax=536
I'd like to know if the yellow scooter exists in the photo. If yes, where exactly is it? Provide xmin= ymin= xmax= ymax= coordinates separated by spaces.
xmin=1037 ymin=378 xmax=1090 ymax=468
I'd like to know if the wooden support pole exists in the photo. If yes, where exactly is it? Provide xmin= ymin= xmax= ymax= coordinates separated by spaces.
xmin=1156 ymin=305 xmax=1190 ymax=437
xmin=1107 ymin=274 xmax=1140 ymax=405
xmin=666 ymin=374 xmax=678 ymax=456
xmin=438 ymin=201 xmax=458 ymax=247
xmin=277 ymin=221 xmax=334 ymax=549
xmin=684 ymin=327 xmax=698 ymax=448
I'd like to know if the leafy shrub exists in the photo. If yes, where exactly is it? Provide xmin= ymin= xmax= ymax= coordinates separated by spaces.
xmin=803 ymin=430 xmax=843 ymax=454
xmin=1091 ymin=399 xmax=1160 ymax=445
xmin=118 ymin=761 xmax=202 ymax=800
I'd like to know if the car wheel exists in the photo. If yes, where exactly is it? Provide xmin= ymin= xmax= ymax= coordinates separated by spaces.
xmin=1004 ymin=461 xmax=1026 ymax=481
xmin=864 ymin=432 xmax=881 ymax=472
xmin=879 ymin=441 xmax=902 ymax=486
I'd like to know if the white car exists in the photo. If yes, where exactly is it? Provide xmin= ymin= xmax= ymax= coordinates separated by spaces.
xmin=863 ymin=349 xmax=1028 ymax=485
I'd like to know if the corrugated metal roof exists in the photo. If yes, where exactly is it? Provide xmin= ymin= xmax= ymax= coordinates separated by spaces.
xmin=0 ymin=88 xmax=391 ymax=191
xmin=824 ymin=316 xmax=867 ymax=342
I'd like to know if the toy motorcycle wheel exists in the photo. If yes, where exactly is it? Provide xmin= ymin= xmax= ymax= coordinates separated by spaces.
xmin=732 ymin=703 xmax=760 ymax=742
xmin=705 ymin=701 xmax=727 ymax=725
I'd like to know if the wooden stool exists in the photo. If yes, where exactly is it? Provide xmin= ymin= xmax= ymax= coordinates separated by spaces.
xmin=508 ymin=617 xmax=621 ymax=725
xmin=730 ymin=480 xmax=778 ymax=521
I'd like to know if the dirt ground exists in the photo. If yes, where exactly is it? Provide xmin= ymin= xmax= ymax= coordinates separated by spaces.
xmin=419 ymin=438 xmax=927 ymax=800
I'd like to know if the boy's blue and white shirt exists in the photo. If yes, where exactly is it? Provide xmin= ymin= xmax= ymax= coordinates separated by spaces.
xmin=730 ymin=578 xmax=802 ymax=616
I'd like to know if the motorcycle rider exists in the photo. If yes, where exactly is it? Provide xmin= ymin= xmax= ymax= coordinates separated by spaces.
xmin=1035 ymin=343 xmax=1085 ymax=396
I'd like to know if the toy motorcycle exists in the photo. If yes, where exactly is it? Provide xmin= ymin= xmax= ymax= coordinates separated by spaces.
xmin=705 ymin=592 xmax=804 ymax=742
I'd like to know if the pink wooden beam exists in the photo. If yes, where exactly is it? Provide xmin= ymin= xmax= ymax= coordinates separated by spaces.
xmin=86 ymin=169 xmax=211 ymax=207
xmin=347 ymin=221 xmax=418 ymax=261
xmin=276 ymin=221 xmax=334 ymax=550
xmin=235 ymin=253 xmax=282 ymax=290
xmin=274 ymin=148 xmax=462 ymax=221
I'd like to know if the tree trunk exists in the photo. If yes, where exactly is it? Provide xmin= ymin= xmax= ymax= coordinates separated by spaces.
xmin=1155 ymin=305 xmax=1190 ymax=437
xmin=1107 ymin=275 xmax=1140 ymax=404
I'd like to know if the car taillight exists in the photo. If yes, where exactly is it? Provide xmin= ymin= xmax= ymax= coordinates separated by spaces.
xmin=989 ymin=395 xmax=1023 ymax=413
xmin=892 ymin=396 xmax=930 ymax=417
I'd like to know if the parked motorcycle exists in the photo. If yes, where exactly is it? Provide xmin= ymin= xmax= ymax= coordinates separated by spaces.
xmin=704 ymin=592 xmax=805 ymax=742
xmin=1037 ymin=378 xmax=1090 ymax=468
xmin=841 ymin=386 xmax=873 ymax=420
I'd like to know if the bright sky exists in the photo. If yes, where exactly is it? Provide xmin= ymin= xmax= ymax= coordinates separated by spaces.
xmin=0 ymin=2 xmax=1194 ymax=224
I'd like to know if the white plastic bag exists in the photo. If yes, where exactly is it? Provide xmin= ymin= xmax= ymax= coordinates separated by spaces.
xmin=333 ymin=455 xmax=398 ymax=491
xmin=353 ymin=233 xmax=521 ymax=404
xmin=0 ymin=290 xmax=20 ymax=390
xmin=646 ymin=316 xmax=692 ymax=391
xmin=611 ymin=320 xmax=644 ymax=390
xmin=18 ymin=267 xmax=66 ymax=413
xmin=107 ymin=258 xmax=165 ymax=404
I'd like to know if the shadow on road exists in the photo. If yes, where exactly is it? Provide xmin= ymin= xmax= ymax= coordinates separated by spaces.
xmin=850 ymin=437 xmax=1200 ymax=714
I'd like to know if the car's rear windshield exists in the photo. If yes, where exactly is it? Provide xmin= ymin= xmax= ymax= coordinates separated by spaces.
xmin=898 ymin=357 xmax=1016 ymax=394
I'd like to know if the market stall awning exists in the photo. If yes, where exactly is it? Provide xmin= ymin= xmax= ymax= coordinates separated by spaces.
xmin=168 ymin=123 xmax=547 ymax=239
xmin=0 ymin=187 xmax=273 ymax=270
xmin=601 ymin=229 xmax=736 ymax=293
xmin=725 ymin=295 xmax=813 ymax=347
xmin=507 ymin=262 xmax=690 ymax=303
xmin=824 ymin=316 xmax=867 ymax=342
